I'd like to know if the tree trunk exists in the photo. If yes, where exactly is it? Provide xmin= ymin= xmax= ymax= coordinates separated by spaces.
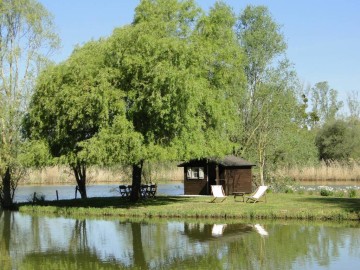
xmin=1 ymin=168 xmax=13 ymax=209
xmin=72 ymin=164 xmax=87 ymax=199
xmin=130 ymin=160 xmax=144 ymax=202
xmin=258 ymin=147 xmax=266 ymax=186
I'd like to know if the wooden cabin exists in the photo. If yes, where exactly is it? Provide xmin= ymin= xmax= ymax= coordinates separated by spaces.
xmin=178 ymin=155 xmax=255 ymax=195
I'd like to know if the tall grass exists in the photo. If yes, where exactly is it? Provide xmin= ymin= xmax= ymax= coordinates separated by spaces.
xmin=276 ymin=160 xmax=360 ymax=182
xmin=23 ymin=162 xmax=183 ymax=185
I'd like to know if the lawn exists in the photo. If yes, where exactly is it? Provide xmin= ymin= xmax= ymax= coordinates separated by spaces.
xmin=17 ymin=193 xmax=360 ymax=221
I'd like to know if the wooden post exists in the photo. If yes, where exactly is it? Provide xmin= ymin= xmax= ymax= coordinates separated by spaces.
xmin=216 ymin=165 xmax=220 ymax=185
xmin=56 ymin=190 xmax=59 ymax=201
xmin=33 ymin=192 xmax=37 ymax=203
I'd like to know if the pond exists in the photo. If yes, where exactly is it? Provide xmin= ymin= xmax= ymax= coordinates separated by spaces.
xmin=14 ymin=183 xmax=184 ymax=203
xmin=1 ymin=211 xmax=359 ymax=270
xmin=14 ymin=181 xmax=360 ymax=203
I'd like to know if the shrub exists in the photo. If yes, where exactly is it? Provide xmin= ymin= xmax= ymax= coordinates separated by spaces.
xmin=348 ymin=189 xmax=357 ymax=198
xmin=297 ymin=189 xmax=305 ymax=195
xmin=284 ymin=186 xmax=295 ymax=193
xmin=319 ymin=186 xmax=334 ymax=196
xmin=269 ymin=176 xmax=297 ymax=193
xmin=335 ymin=190 xmax=345 ymax=197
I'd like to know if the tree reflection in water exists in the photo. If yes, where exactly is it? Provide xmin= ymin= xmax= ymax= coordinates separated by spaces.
xmin=0 ymin=213 xmax=359 ymax=270
xmin=0 ymin=211 xmax=12 ymax=270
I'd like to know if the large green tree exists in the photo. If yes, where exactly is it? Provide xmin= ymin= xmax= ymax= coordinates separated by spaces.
xmin=106 ymin=0 xmax=244 ymax=201
xmin=0 ymin=0 xmax=59 ymax=208
xmin=235 ymin=5 xmax=302 ymax=184
xmin=315 ymin=118 xmax=360 ymax=161
xmin=27 ymin=0 xmax=244 ymax=201
xmin=26 ymin=39 xmax=130 ymax=199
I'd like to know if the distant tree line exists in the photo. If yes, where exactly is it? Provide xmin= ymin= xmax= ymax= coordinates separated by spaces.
xmin=1 ymin=0 xmax=359 ymax=208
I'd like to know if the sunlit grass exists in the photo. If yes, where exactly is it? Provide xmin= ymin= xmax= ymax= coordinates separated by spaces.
xmin=17 ymin=193 xmax=360 ymax=221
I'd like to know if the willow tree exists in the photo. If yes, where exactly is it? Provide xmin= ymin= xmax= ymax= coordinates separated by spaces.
xmin=0 ymin=0 xmax=59 ymax=208
xmin=106 ymin=0 xmax=245 ymax=201
xmin=25 ymin=39 xmax=128 ymax=199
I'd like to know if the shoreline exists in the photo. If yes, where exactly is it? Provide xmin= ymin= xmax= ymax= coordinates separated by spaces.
xmin=16 ymin=193 xmax=360 ymax=221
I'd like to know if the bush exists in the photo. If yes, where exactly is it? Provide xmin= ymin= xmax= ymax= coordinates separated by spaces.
xmin=335 ymin=190 xmax=345 ymax=197
xmin=348 ymin=189 xmax=357 ymax=198
xmin=269 ymin=176 xmax=297 ymax=193
xmin=297 ymin=189 xmax=305 ymax=195
xmin=319 ymin=186 xmax=334 ymax=196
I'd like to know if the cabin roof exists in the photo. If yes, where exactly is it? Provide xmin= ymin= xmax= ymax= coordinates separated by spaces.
xmin=178 ymin=155 xmax=256 ymax=167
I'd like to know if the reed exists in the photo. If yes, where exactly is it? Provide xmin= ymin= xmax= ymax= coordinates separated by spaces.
xmin=22 ymin=163 xmax=184 ymax=185
xmin=275 ymin=160 xmax=360 ymax=182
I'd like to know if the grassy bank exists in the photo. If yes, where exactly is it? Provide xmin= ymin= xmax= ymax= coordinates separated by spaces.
xmin=17 ymin=193 xmax=360 ymax=221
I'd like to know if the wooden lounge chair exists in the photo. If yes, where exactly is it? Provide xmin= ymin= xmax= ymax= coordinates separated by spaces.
xmin=210 ymin=185 xmax=227 ymax=203
xmin=245 ymin=186 xmax=268 ymax=203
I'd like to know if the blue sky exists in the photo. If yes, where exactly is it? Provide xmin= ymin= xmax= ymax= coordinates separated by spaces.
xmin=39 ymin=0 xmax=360 ymax=102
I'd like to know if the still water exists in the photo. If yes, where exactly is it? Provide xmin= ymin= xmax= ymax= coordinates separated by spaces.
xmin=14 ymin=183 xmax=184 ymax=203
xmin=0 ymin=211 xmax=359 ymax=270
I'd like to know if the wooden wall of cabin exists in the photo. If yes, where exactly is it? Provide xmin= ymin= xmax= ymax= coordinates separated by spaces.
xmin=223 ymin=167 xmax=252 ymax=195
xmin=183 ymin=167 xmax=209 ymax=195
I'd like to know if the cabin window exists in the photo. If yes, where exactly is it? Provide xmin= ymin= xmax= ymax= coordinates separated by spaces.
xmin=187 ymin=167 xmax=204 ymax=179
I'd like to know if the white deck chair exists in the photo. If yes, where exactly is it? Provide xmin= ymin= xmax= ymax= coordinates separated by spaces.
xmin=245 ymin=186 xmax=268 ymax=203
xmin=210 ymin=185 xmax=227 ymax=203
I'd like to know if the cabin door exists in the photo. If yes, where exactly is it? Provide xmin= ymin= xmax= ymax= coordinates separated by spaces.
xmin=207 ymin=165 xmax=217 ymax=195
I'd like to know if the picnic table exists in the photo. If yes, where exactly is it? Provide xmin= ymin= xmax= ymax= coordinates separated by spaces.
xmin=233 ymin=191 xmax=246 ymax=202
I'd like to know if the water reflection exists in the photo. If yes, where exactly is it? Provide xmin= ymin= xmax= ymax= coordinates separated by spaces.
xmin=0 ymin=211 xmax=359 ymax=269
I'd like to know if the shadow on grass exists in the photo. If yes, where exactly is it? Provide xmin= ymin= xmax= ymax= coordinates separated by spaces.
xmin=16 ymin=196 xmax=191 ymax=209
xmin=299 ymin=197 xmax=360 ymax=212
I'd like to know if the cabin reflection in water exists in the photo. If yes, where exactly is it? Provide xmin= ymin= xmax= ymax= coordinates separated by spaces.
xmin=183 ymin=223 xmax=255 ymax=242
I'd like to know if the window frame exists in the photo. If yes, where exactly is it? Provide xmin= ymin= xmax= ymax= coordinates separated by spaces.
xmin=186 ymin=167 xmax=205 ymax=180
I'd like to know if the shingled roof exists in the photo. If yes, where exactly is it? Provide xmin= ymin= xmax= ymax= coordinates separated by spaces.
xmin=178 ymin=155 xmax=256 ymax=167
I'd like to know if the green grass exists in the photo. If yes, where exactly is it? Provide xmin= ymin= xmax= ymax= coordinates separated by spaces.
xmin=16 ymin=193 xmax=360 ymax=221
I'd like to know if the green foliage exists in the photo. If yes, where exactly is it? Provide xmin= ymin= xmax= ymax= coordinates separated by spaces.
xmin=235 ymin=5 xmax=308 ymax=183
xmin=348 ymin=189 xmax=357 ymax=198
xmin=26 ymin=1 xmax=246 ymax=200
xmin=310 ymin=81 xmax=343 ymax=126
xmin=106 ymin=0 xmax=244 ymax=162
xmin=319 ymin=187 xmax=334 ymax=197
xmin=315 ymin=119 xmax=360 ymax=161
xmin=268 ymin=176 xmax=296 ymax=193
xmin=335 ymin=190 xmax=345 ymax=198
xmin=0 ymin=0 xmax=59 ymax=208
